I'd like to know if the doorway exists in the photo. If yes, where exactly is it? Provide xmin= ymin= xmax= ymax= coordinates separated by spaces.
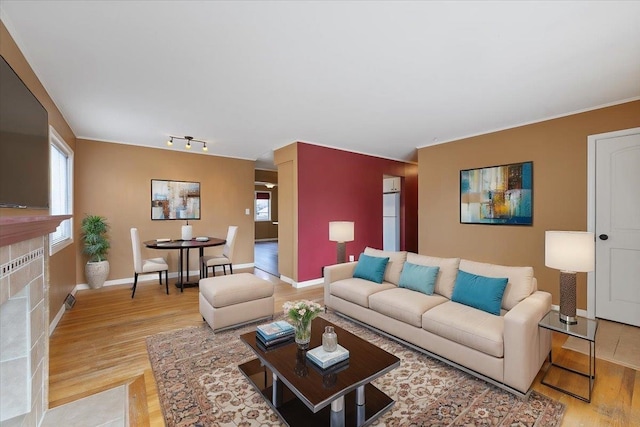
xmin=383 ymin=176 xmax=401 ymax=251
xmin=255 ymin=169 xmax=279 ymax=277
xmin=588 ymin=127 xmax=640 ymax=327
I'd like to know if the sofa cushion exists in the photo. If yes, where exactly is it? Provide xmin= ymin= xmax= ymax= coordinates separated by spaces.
xmin=406 ymin=253 xmax=461 ymax=299
xmin=422 ymin=301 xmax=505 ymax=358
xmin=451 ymin=270 xmax=508 ymax=315
xmin=353 ymin=253 xmax=389 ymax=283
xmin=398 ymin=263 xmax=439 ymax=295
xmin=330 ymin=278 xmax=395 ymax=308
xmin=364 ymin=247 xmax=407 ymax=285
xmin=369 ymin=288 xmax=448 ymax=327
xmin=459 ymin=259 xmax=534 ymax=310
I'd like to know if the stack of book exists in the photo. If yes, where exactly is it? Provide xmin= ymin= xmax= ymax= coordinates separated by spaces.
xmin=256 ymin=320 xmax=295 ymax=348
xmin=306 ymin=344 xmax=350 ymax=369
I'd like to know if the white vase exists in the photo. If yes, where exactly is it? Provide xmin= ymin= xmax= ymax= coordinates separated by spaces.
xmin=85 ymin=260 xmax=109 ymax=289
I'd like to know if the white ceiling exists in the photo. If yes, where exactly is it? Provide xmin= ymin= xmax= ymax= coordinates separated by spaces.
xmin=2 ymin=1 xmax=639 ymax=169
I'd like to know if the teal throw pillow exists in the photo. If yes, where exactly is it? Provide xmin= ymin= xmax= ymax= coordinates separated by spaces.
xmin=451 ymin=270 xmax=508 ymax=315
xmin=353 ymin=253 xmax=389 ymax=284
xmin=398 ymin=263 xmax=440 ymax=295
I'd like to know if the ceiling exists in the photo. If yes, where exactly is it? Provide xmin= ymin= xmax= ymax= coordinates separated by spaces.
xmin=2 ymin=1 xmax=639 ymax=170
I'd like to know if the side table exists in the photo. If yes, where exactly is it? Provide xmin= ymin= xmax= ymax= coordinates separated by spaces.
xmin=538 ymin=309 xmax=598 ymax=402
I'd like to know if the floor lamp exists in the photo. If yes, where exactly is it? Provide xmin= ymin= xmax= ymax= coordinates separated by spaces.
xmin=329 ymin=221 xmax=354 ymax=264
xmin=545 ymin=231 xmax=595 ymax=324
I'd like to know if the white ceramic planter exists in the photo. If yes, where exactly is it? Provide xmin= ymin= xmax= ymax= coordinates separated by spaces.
xmin=85 ymin=260 xmax=110 ymax=289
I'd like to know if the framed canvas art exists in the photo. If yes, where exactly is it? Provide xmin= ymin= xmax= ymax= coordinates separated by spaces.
xmin=151 ymin=179 xmax=201 ymax=220
xmin=460 ymin=161 xmax=532 ymax=225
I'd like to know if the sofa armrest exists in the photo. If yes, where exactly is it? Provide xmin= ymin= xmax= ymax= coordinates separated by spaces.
xmin=503 ymin=291 xmax=552 ymax=393
xmin=323 ymin=262 xmax=357 ymax=307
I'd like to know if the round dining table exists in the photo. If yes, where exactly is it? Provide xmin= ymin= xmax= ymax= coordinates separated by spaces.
xmin=144 ymin=237 xmax=225 ymax=291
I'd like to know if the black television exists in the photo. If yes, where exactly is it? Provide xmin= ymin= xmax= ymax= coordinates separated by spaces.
xmin=0 ymin=54 xmax=49 ymax=209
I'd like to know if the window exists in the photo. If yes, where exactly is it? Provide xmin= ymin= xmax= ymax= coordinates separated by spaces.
xmin=50 ymin=127 xmax=73 ymax=255
xmin=255 ymin=191 xmax=271 ymax=221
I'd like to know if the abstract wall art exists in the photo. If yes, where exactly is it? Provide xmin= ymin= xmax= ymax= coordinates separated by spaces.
xmin=151 ymin=179 xmax=201 ymax=220
xmin=460 ymin=161 xmax=533 ymax=225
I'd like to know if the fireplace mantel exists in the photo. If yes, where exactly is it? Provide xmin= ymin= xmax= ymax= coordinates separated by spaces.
xmin=0 ymin=215 xmax=72 ymax=247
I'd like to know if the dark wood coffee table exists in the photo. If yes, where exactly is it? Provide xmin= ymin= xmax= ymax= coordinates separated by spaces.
xmin=239 ymin=317 xmax=400 ymax=426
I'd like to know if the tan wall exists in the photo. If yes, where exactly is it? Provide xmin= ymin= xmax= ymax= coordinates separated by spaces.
xmin=1 ymin=21 xmax=77 ymax=322
xmin=274 ymin=144 xmax=298 ymax=280
xmin=254 ymin=169 xmax=278 ymax=240
xmin=418 ymin=100 xmax=640 ymax=310
xmin=75 ymin=139 xmax=255 ymax=283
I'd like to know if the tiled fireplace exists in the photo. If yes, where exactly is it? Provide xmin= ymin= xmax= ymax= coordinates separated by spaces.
xmin=0 ymin=216 xmax=69 ymax=427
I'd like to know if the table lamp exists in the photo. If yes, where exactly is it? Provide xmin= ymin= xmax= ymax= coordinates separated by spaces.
xmin=329 ymin=221 xmax=354 ymax=264
xmin=181 ymin=221 xmax=193 ymax=241
xmin=545 ymin=231 xmax=595 ymax=324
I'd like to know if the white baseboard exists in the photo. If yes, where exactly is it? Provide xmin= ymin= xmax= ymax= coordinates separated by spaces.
xmin=234 ymin=262 xmax=255 ymax=270
xmin=280 ymin=275 xmax=323 ymax=288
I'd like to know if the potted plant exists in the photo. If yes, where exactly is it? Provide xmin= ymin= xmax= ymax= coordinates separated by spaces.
xmin=81 ymin=214 xmax=110 ymax=289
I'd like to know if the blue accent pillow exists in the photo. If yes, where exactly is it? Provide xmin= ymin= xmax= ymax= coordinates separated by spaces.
xmin=398 ymin=263 xmax=440 ymax=295
xmin=451 ymin=270 xmax=508 ymax=315
xmin=353 ymin=253 xmax=389 ymax=284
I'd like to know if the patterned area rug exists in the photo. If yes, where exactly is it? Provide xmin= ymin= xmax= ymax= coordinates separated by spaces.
xmin=146 ymin=313 xmax=565 ymax=426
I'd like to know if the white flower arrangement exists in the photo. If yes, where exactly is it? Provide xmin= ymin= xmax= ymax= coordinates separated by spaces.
xmin=283 ymin=300 xmax=322 ymax=325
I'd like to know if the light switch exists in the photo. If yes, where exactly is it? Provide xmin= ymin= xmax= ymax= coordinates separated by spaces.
xmin=245 ymin=208 xmax=250 ymax=215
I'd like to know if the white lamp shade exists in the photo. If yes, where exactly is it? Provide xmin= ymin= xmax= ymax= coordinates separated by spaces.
xmin=329 ymin=221 xmax=355 ymax=242
xmin=545 ymin=231 xmax=595 ymax=272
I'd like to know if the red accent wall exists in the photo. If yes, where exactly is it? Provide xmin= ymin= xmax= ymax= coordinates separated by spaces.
xmin=297 ymin=143 xmax=418 ymax=281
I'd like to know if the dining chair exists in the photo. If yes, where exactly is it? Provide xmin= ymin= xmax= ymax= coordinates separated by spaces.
xmin=201 ymin=225 xmax=238 ymax=278
xmin=130 ymin=228 xmax=169 ymax=298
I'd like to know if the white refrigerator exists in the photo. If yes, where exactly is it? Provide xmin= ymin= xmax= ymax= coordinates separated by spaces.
xmin=383 ymin=193 xmax=400 ymax=251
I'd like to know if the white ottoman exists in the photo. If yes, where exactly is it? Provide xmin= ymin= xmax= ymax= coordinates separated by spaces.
xmin=199 ymin=273 xmax=274 ymax=332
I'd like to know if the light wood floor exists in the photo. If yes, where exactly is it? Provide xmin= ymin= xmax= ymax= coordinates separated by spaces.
xmin=49 ymin=268 xmax=639 ymax=426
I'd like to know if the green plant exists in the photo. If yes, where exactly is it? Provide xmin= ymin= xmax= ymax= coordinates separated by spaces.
xmin=81 ymin=215 xmax=110 ymax=262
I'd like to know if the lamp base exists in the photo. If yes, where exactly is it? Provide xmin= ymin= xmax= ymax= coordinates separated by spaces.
xmin=336 ymin=242 xmax=346 ymax=264
xmin=559 ymin=312 xmax=578 ymax=325
xmin=559 ymin=271 xmax=578 ymax=325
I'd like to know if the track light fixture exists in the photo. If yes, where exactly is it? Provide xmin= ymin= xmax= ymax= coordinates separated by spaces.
xmin=166 ymin=135 xmax=210 ymax=152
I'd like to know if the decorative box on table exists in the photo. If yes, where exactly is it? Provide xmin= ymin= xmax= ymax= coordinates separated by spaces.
xmin=306 ymin=344 xmax=350 ymax=369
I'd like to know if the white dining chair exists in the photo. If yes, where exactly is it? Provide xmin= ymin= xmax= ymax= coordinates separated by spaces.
xmin=130 ymin=228 xmax=169 ymax=298
xmin=201 ymin=226 xmax=238 ymax=278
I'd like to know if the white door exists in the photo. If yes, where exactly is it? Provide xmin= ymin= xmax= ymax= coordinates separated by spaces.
xmin=594 ymin=128 xmax=640 ymax=327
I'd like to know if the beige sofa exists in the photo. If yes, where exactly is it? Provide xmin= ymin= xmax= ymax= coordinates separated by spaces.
xmin=324 ymin=247 xmax=551 ymax=395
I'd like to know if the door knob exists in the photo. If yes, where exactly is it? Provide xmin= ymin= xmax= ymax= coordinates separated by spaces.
xmin=599 ymin=234 xmax=609 ymax=240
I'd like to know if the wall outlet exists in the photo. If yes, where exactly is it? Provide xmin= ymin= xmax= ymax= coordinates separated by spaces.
xmin=349 ymin=255 xmax=355 ymax=262
xmin=245 ymin=208 xmax=250 ymax=215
